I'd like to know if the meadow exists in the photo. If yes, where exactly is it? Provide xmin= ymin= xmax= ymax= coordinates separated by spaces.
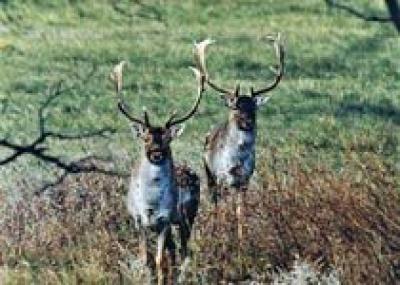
xmin=0 ymin=0 xmax=399 ymax=284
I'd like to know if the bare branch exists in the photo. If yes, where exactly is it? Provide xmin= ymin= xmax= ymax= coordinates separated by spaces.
xmin=325 ymin=0 xmax=392 ymax=22
xmin=0 ymin=67 xmax=122 ymax=193
xmin=42 ymin=127 xmax=115 ymax=141
xmin=35 ymin=155 xmax=128 ymax=194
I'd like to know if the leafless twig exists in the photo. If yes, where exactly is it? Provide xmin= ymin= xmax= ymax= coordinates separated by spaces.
xmin=0 ymin=66 xmax=127 ymax=193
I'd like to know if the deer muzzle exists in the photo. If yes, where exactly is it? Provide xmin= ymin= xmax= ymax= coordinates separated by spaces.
xmin=149 ymin=150 xmax=164 ymax=163
xmin=237 ymin=115 xmax=254 ymax=131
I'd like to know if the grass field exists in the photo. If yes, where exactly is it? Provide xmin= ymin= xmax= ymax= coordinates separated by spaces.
xmin=0 ymin=0 xmax=399 ymax=284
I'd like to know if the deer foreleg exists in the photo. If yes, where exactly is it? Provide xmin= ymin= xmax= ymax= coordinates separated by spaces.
xmin=236 ymin=187 xmax=247 ymax=276
xmin=237 ymin=186 xmax=248 ymax=238
xmin=139 ymin=225 xmax=149 ymax=265
xmin=165 ymin=227 xmax=176 ymax=285
xmin=156 ymin=225 xmax=168 ymax=285
xmin=179 ymin=216 xmax=191 ymax=260
xmin=203 ymin=158 xmax=218 ymax=207
xmin=236 ymin=191 xmax=243 ymax=244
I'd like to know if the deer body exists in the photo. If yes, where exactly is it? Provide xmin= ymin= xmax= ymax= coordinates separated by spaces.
xmin=127 ymin=153 xmax=177 ymax=228
xmin=193 ymin=36 xmax=285 ymax=253
xmin=205 ymin=119 xmax=256 ymax=189
xmin=110 ymin=60 xmax=204 ymax=285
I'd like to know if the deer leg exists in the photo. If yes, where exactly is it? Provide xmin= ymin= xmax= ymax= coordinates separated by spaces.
xmin=237 ymin=188 xmax=248 ymax=242
xmin=204 ymin=159 xmax=220 ymax=241
xmin=179 ymin=216 xmax=191 ymax=260
xmin=155 ymin=222 xmax=169 ymax=285
xmin=203 ymin=159 xmax=218 ymax=207
xmin=138 ymin=225 xmax=149 ymax=265
xmin=236 ymin=191 xmax=243 ymax=244
xmin=236 ymin=187 xmax=247 ymax=276
xmin=165 ymin=227 xmax=176 ymax=285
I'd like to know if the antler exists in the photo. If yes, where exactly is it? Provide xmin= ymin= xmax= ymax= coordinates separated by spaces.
xmin=110 ymin=61 xmax=151 ymax=127
xmin=250 ymin=33 xmax=285 ymax=97
xmin=194 ymin=35 xmax=285 ymax=98
xmin=165 ymin=67 xmax=205 ymax=127
xmin=193 ymin=39 xmax=234 ymax=95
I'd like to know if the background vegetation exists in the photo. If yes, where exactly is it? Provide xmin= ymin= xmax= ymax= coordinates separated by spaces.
xmin=0 ymin=0 xmax=399 ymax=284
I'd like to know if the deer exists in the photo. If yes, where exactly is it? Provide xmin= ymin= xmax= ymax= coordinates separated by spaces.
xmin=110 ymin=61 xmax=203 ymax=285
xmin=193 ymin=34 xmax=285 ymax=248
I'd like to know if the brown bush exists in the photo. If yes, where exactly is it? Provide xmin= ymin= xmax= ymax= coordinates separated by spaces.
xmin=1 ymin=151 xmax=399 ymax=284
xmin=193 ymin=151 xmax=400 ymax=283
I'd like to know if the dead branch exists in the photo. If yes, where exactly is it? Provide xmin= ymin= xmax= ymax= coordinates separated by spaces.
xmin=0 ymin=66 xmax=127 ymax=193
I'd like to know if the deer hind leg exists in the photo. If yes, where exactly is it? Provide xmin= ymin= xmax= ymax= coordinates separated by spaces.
xmin=204 ymin=159 xmax=222 ymax=237
xmin=203 ymin=158 xmax=218 ymax=207
xmin=179 ymin=215 xmax=192 ymax=260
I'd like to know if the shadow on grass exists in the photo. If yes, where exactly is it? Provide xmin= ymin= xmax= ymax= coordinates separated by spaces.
xmin=265 ymin=88 xmax=400 ymax=126
xmin=289 ymin=32 xmax=386 ymax=79
xmin=336 ymin=100 xmax=400 ymax=125
xmin=210 ymin=31 xmax=391 ymax=83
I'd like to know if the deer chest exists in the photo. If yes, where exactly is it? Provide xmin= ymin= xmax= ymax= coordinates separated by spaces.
xmin=212 ymin=134 xmax=255 ymax=186
xmin=127 ymin=164 xmax=176 ymax=227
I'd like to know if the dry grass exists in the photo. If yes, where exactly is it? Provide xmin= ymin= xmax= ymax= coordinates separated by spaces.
xmin=1 ymin=150 xmax=399 ymax=284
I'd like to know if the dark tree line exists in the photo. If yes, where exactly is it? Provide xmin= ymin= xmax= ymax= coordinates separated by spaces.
xmin=325 ymin=0 xmax=400 ymax=32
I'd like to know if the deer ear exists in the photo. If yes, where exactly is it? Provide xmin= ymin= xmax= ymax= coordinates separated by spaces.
xmin=131 ymin=123 xmax=146 ymax=139
xmin=254 ymin=96 xmax=271 ymax=107
xmin=222 ymin=95 xmax=237 ymax=109
xmin=169 ymin=124 xmax=185 ymax=139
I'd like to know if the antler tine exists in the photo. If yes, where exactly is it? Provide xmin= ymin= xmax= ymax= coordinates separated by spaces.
xmin=110 ymin=61 xmax=147 ymax=126
xmin=142 ymin=107 xmax=152 ymax=127
xmin=251 ymin=33 xmax=285 ymax=97
xmin=165 ymin=110 xmax=178 ymax=128
xmin=194 ymin=39 xmax=232 ymax=95
xmin=110 ymin=61 xmax=126 ymax=94
xmin=166 ymin=67 xmax=205 ymax=127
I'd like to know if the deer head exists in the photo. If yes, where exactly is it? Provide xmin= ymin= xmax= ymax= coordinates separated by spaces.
xmin=110 ymin=61 xmax=204 ymax=164
xmin=193 ymin=34 xmax=285 ymax=131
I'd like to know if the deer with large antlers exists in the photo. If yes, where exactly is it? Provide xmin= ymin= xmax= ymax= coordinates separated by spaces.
xmin=110 ymin=61 xmax=203 ymax=285
xmin=194 ymin=35 xmax=285 ymax=244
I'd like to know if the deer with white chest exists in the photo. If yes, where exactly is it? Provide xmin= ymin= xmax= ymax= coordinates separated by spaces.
xmin=110 ymin=61 xmax=204 ymax=285
xmin=193 ymin=35 xmax=285 ymax=244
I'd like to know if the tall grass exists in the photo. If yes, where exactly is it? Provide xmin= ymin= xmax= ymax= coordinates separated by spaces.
xmin=1 ymin=151 xmax=399 ymax=283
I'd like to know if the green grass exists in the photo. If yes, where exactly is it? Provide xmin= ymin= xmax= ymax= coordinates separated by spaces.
xmin=1 ymin=1 xmax=399 ymax=179
xmin=0 ymin=0 xmax=399 ymax=282
xmin=1 ymin=1 xmax=399 ymax=180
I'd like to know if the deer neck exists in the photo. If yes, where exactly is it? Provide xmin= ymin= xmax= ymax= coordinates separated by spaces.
xmin=138 ymin=148 xmax=174 ymax=180
xmin=226 ymin=115 xmax=256 ymax=146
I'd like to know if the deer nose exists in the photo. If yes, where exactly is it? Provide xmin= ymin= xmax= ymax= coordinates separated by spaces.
xmin=239 ymin=116 xmax=253 ymax=128
xmin=244 ymin=117 xmax=252 ymax=124
xmin=150 ymin=151 xmax=163 ymax=162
